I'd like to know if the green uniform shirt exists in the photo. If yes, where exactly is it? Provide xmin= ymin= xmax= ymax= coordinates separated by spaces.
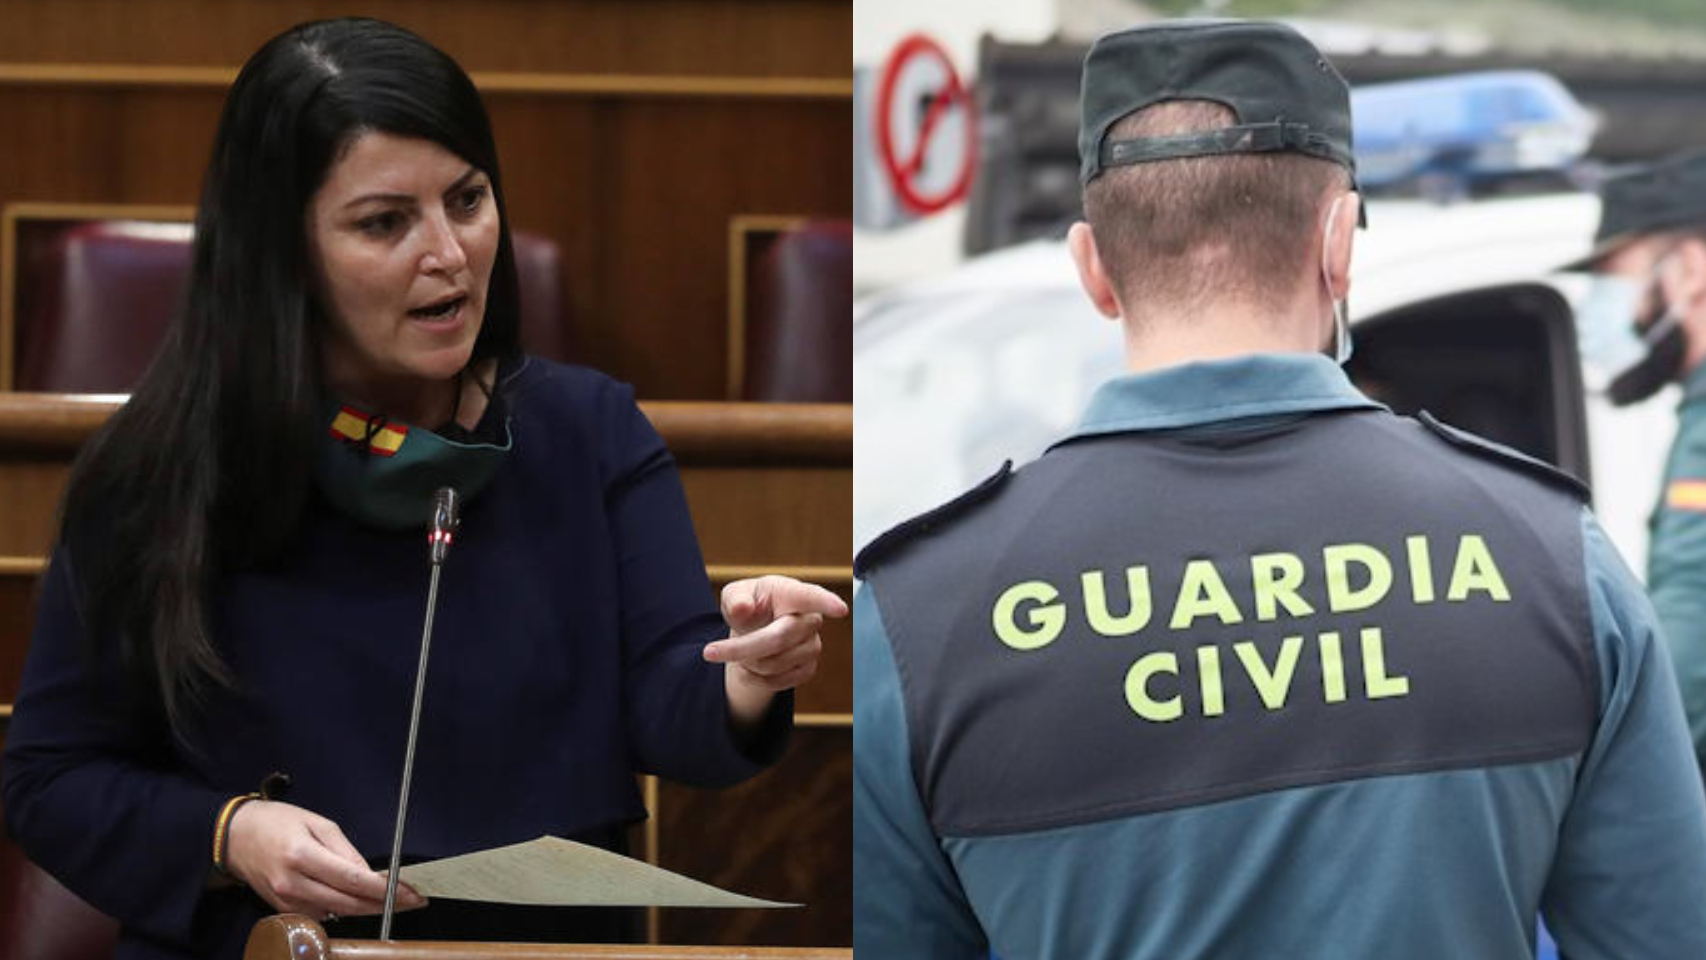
xmin=1649 ymin=362 xmax=1706 ymax=764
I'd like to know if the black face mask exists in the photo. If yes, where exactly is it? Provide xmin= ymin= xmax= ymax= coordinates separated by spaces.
xmin=1608 ymin=309 xmax=1688 ymax=406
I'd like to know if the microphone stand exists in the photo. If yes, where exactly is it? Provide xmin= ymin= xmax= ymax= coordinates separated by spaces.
xmin=380 ymin=487 xmax=460 ymax=940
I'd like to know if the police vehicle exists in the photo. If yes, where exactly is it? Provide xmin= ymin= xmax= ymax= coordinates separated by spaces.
xmin=855 ymin=72 xmax=1677 ymax=580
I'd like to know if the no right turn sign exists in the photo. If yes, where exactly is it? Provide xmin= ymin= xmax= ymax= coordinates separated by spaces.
xmin=855 ymin=33 xmax=978 ymax=229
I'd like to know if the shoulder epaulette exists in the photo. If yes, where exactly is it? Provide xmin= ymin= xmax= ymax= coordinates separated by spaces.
xmin=1417 ymin=410 xmax=1589 ymax=501
xmin=854 ymin=461 xmax=1014 ymax=578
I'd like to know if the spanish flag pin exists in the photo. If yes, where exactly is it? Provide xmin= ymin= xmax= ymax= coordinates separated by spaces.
xmin=329 ymin=406 xmax=409 ymax=457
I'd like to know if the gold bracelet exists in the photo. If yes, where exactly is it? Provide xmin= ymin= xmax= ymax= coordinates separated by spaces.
xmin=211 ymin=792 xmax=261 ymax=875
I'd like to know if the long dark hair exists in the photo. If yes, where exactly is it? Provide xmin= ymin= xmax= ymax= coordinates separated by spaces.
xmin=56 ymin=17 xmax=522 ymax=736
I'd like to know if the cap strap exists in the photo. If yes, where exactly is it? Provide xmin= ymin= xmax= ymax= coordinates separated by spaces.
xmin=1100 ymin=121 xmax=1342 ymax=169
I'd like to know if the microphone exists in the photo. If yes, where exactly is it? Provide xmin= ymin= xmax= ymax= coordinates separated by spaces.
xmin=429 ymin=487 xmax=460 ymax=566
xmin=381 ymin=486 xmax=460 ymax=939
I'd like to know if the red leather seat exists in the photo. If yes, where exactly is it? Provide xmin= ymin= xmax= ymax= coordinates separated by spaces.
xmin=15 ymin=220 xmax=191 ymax=393
xmin=744 ymin=221 xmax=852 ymax=403
xmin=0 ymin=837 xmax=117 ymax=960
xmin=14 ymin=222 xmax=570 ymax=393
xmin=512 ymin=232 xmax=570 ymax=363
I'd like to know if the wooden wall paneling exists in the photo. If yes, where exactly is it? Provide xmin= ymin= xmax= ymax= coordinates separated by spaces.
xmin=0 ymin=66 xmax=853 ymax=99
xmin=641 ymin=775 xmax=661 ymax=943
xmin=802 ymin=610 xmax=850 ymax=717
xmin=0 ymin=0 xmax=854 ymax=400
xmin=0 ymin=561 xmax=42 ymax=705
xmin=725 ymin=216 xmax=805 ymax=400
xmin=672 ymin=399 xmax=851 ymax=717
xmin=0 ymin=462 xmax=76 ymax=557
xmin=0 ymin=0 xmax=852 ymax=79
xmin=595 ymin=99 xmax=850 ymax=398
xmin=679 ymin=467 xmax=851 ymax=568
xmin=653 ymin=725 xmax=850 ymax=947
xmin=0 ymin=86 xmax=222 ymax=200
xmin=483 ymin=96 xmax=607 ymax=381
xmin=643 ymin=403 xmax=849 ymax=464
xmin=0 ymin=398 xmax=852 ymax=560
xmin=0 ymin=394 xmax=120 ymax=555
xmin=1 ymin=90 xmax=850 ymax=400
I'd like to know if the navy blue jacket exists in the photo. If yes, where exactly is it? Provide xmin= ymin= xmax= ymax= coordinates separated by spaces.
xmin=3 ymin=357 xmax=787 ymax=958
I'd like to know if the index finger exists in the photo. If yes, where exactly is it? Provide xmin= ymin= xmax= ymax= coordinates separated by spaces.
xmin=762 ymin=577 xmax=849 ymax=619
xmin=305 ymin=819 xmax=388 ymax=900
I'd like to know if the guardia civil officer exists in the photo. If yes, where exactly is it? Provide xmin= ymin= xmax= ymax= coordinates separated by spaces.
xmin=1571 ymin=151 xmax=1706 ymax=767
xmin=853 ymin=20 xmax=1706 ymax=959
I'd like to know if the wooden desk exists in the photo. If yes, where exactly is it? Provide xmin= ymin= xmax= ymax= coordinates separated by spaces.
xmin=245 ymin=914 xmax=855 ymax=960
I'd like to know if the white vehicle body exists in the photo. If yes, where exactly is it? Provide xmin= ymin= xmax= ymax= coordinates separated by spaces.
xmin=854 ymin=191 xmax=1678 ymax=574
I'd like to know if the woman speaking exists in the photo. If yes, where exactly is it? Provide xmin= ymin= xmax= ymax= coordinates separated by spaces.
xmin=1 ymin=17 xmax=843 ymax=959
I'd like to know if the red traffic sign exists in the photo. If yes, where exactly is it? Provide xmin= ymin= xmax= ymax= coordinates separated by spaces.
xmin=874 ymin=33 xmax=978 ymax=217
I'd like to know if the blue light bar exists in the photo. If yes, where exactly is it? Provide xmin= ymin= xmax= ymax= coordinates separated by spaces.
xmin=1351 ymin=71 xmax=1597 ymax=191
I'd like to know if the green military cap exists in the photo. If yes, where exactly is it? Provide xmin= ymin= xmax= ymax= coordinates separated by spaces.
xmin=1078 ymin=19 xmax=1359 ymax=192
xmin=1571 ymin=150 xmax=1706 ymax=269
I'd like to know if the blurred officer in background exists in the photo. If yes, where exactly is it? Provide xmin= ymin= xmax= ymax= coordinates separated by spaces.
xmin=1574 ymin=151 xmax=1706 ymax=765
xmin=853 ymin=19 xmax=1706 ymax=959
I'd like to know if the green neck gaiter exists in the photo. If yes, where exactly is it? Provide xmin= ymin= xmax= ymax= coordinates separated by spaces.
xmin=314 ymin=400 xmax=512 ymax=530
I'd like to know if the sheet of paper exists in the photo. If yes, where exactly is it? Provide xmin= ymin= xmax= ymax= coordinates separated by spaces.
xmin=396 ymin=835 xmax=798 ymax=908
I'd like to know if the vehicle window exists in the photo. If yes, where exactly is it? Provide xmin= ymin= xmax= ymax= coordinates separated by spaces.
xmin=1346 ymin=283 xmax=1589 ymax=481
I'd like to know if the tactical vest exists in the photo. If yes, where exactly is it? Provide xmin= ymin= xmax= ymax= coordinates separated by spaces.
xmin=858 ymin=408 xmax=1597 ymax=837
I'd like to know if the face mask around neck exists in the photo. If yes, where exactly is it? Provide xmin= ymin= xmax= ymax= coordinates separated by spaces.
xmin=1320 ymin=195 xmax=1352 ymax=365
xmin=314 ymin=400 xmax=513 ymax=530
xmin=1576 ymin=252 xmax=1690 ymax=406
